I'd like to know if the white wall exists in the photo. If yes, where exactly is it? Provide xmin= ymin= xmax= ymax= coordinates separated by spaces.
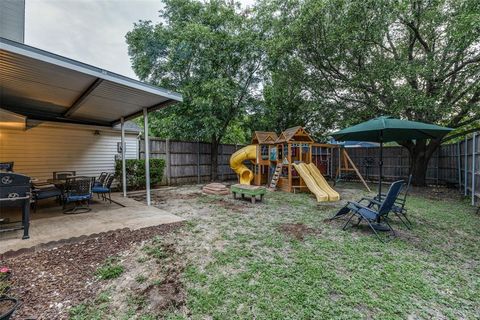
xmin=0 ymin=0 xmax=25 ymax=43
xmin=0 ymin=122 xmax=138 ymax=181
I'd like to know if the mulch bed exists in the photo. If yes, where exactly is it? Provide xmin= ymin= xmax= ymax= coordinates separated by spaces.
xmin=1 ymin=222 xmax=183 ymax=320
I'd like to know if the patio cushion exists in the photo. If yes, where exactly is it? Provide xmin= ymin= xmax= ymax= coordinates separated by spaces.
xmin=35 ymin=188 xmax=62 ymax=199
xmin=66 ymin=194 xmax=92 ymax=202
xmin=92 ymin=186 xmax=109 ymax=193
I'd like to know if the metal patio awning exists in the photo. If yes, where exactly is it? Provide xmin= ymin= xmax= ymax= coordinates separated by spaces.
xmin=0 ymin=37 xmax=182 ymax=127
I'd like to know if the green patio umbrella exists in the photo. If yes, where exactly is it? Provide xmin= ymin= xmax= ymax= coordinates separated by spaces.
xmin=331 ymin=116 xmax=452 ymax=196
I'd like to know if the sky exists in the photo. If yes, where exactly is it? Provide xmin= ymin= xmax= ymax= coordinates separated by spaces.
xmin=25 ymin=0 xmax=256 ymax=80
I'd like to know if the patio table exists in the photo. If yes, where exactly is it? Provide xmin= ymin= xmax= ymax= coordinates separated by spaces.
xmin=46 ymin=176 xmax=95 ymax=197
xmin=47 ymin=176 xmax=95 ymax=187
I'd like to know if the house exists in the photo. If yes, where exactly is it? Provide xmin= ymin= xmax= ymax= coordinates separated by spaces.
xmin=0 ymin=3 xmax=182 ymax=205
xmin=0 ymin=5 xmax=184 ymax=249
xmin=0 ymin=109 xmax=140 ymax=182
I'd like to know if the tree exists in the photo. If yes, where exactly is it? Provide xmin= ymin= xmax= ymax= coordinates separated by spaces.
xmin=249 ymin=0 xmax=336 ymax=139
xmin=259 ymin=0 xmax=480 ymax=185
xmin=126 ymin=0 xmax=263 ymax=180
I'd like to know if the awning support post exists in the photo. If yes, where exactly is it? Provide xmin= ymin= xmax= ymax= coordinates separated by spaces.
xmin=121 ymin=117 xmax=127 ymax=197
xmin=143 ymin=108 xmax=151 ymax=206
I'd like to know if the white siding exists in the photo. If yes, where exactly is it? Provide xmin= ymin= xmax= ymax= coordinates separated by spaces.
xmin=0 ymin=0 xmax=25 ymax=43
xmin=0 ymin=123 xmax=138 ymax=181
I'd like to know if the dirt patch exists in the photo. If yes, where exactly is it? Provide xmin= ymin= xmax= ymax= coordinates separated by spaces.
xmin=142 ymin=272 xmax=185 ymax=313
xmin=278 ymin=223 xmax=320 ymax=241
xmin=212 ymin=199 xmax=247 ymax=213
xmin=3 ymin=222 xmax=183 ymax=320
xmin=132 ymin=192 xmax=202 ymax=206
xmin=409 ymin=186 xmax=462 ymax=202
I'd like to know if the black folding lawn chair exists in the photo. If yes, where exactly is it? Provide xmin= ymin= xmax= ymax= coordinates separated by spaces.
xmin=371 ymin=175 xmax=413 ymax=229
xmin=340 ymin=180 xmax=404 ymax=242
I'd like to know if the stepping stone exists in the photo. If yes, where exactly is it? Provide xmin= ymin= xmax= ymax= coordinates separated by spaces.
xmin=202 ymin=183 xmax=230 ymax=195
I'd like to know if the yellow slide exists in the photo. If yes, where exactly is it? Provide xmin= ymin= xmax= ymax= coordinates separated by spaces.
xmin=306 ymin=163 xmax=340 ymax=201
xmin=229 ymin=145 xmax=257 ymax=184
xmin=292 ymin=163 xmax=329 ymax=202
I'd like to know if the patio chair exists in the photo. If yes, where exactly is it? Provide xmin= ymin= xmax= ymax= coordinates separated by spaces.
xmin=340 ymin=180 xmax=405 ymax=242
xmin=32 ymin=183 xmax=63 ymax=212
xmin=92 ymin=174 xmax=115 ymax=203
xmin=94 ymin=172 xmax=109 ymax=187
xmin=370 ymin=174 xmax=413 ymax=229
xmin=63 ymin=176 xmax=93 ymax=214
xmin=53 ymin=171 xmax=76 ymax=180
xmin=0 ymin=162 xmax=14 ymax=172
xmin=329 ymin=176 xmax=412 ymax=224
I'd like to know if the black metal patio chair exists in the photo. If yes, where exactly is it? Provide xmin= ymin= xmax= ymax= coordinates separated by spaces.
xmin=94 ymin=172 xmax=109 ymax=188
xmin=63 ymin=176 xmax=93 ymax=214
xmin=53 ymin=171 xmax=76 ymax=180
xmin=0 ymin=162 xmax=14 ymax=172
xmin=340 ymin=180 xmax=405 ymax=242
xmin=92 ymin=174 xmax=115 ymax=203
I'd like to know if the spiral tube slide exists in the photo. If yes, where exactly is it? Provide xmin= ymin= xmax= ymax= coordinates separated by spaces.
xmin=229 ymin=145 xmax=257 ymax=185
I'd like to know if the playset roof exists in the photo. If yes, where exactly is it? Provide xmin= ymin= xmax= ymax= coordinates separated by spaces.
xmin=276 ymin=126 xmax=314 ymax=143
xmin=251 ymin=131 xmax=279 ymax=144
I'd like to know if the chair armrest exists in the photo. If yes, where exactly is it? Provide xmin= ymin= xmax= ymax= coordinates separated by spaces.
xmin=347 ymin=201 xmax=372 ymax=210
xmin=358 ymin=197 xmax=382 ymax=206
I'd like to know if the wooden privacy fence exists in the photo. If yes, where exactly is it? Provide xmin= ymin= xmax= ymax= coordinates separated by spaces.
xmin=459 ymin=133 xmax=479 ymax=206
xmin=341 ymin=133 xmax=479 ymax=207
xmin=139 ymin=138 xmax=241 ymax=185
xmin=343 ymin=144 xmax=459 ymax=185
xmin=139 ymin=134 xmax=479 ymax=207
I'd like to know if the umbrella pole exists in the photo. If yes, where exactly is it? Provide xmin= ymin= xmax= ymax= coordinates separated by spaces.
xmin=379 ymin=134 xmax=383 ymax=199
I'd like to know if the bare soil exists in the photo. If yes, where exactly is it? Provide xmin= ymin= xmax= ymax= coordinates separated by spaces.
xmin=409 ymin=186 xmax=463 ymax=202
xmin=3 ymin=222 xmax=183 ymax=320
xmin=277 ymin=223 xmax=320 ymax=241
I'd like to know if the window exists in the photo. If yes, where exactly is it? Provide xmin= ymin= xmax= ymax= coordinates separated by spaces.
xmin=261 ymin=145 xmax=269 ymax=160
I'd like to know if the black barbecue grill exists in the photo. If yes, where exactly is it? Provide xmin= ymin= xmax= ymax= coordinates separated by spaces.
xmin=0 ymin=172 xmax=31 ymax=239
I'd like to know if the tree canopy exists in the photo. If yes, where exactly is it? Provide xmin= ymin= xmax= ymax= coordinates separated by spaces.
xmin=126 ymin=0 xmax=264 ymax=178
xmin=127 ymin=0 xmax=480 ymax=184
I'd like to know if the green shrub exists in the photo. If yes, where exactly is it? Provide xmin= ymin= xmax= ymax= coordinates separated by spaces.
xmin=115 ymin=158 xmax=165 ymax=190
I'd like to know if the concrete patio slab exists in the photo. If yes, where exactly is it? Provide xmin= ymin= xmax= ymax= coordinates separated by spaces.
xmin=0 ymin=193 xmax=184 ymax=255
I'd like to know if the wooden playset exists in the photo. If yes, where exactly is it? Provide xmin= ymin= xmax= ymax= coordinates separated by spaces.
xmin=230 ymin=126 xmax=371 ymax=202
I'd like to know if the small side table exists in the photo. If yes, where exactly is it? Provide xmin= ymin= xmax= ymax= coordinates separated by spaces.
xmin=231 ymin=184 xmax=266 ymax=204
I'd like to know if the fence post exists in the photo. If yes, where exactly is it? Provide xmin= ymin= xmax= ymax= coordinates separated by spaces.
xmin=220 ymin=144 xmax=224 ymax=181
xmin=457 ymin=141 xmax=461 ymax=190
xmin=472 ymin=133 xmax=476 ymax=206
xmin=436 ymin=149 xmax=440 ymax=187
xmin=166 ymin=138 xmax=171 ymax=186
xmin=465 ymin=136 xmax=468 ymax=196
xmin=197 ymin=140 xmax=201 ymax=184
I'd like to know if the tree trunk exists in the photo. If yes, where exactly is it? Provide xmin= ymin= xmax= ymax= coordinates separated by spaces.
xmin=407 ymin=139 xmax=441 ymax=186
xmin=210 ymin=136 xmax=219 ymax=181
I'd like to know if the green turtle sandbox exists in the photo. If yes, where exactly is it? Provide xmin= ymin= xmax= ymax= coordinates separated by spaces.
xmin=231 ymin=184 xmax=266 ymax=204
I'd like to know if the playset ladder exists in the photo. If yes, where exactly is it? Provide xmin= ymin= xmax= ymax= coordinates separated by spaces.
xmin=269 ymin=163 xmax=283 ymax=189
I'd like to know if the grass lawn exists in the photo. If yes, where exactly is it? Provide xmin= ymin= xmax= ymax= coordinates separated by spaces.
xmin=71 ymin=183 xmax=479 ymax=319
